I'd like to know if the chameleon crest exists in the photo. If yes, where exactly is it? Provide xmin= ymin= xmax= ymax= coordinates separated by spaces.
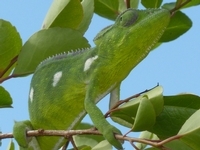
xmin=13 ymin=8 xmax=170 ymax=149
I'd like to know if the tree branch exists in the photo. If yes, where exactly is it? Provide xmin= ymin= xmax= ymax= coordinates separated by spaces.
xmin=0 ymin=128 xmax=183 ymax=149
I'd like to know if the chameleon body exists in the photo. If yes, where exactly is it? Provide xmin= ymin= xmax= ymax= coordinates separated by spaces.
xmin=13 ymin=9 xmax=170 ymax=149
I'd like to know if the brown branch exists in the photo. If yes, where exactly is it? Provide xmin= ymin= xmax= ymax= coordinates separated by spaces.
xmin=105 ymin=84 xmax=159 ymax=118
xmin=0 ymin=72 xmax=30 ymax=84
xmin=0 ymin=129 xmax=183 ymax=149
xmin=125 ymin=0 xmax=131 ymax=8
xmin=170 ymin=0 xmax=191 ymax=15
xmin=0 ymin=55 xmax=18 ymax=79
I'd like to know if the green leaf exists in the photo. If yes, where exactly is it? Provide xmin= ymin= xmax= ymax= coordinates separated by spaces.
xmin=144 ymin=147 xmax=159 ymax=150
xmin=92 ymin=140 xmax=112 ymax=150
xmin=6 ymin=140 xmax=15 ymax=150
xmin=94 ymin=0 xmax=119 ymax=20
xmin=132 ymin=96 xmax=156 ymax=131
xmin=181 ymin=0 xmax=200 ymax=8
xmin=162 ymin=139 xmax=193 ymax=150
xmin=73 ymin=136 xmax=98 ymax=149
xmin=118 ymin=0 xmax=139 ymax=12
xmin=136 ymin=131 xmax=159 ymax=149
xmin=143 ymin=86 xmax=164 ymax=115
xmin=141 ymin=0 xmax=163 ymax=8
xmin=110 ymin=86 xmax=164 ymax=130
xmin=0 ymin=19 xmax=22 ymax=78
xmin=68 ymin=145 xmax=91 ymax=150
xmin=0 ymin=86 xmax=12 ymax=108
xmin=149 ymin=94 xmax=200 ymax=139
xmin=178 ymin=109 xmax=200 ymax=149
xmin=42 ymin=0 xmax=83 ymax=29
xmin=159 ymin=11 xmax=192 ymax=42
xmin=162 ymin=0 xmax=200 ymax=10
xmin=164 ymin=94 xmax=200 ymax=109
xmin=74 ymin=123 xmax=105 ymax=147
xmin=77 ymin=0 xmax=94 ymax=35
xmin=13 ymin=27 xmax=90 ymax=76
xmin=130 ymin=0 xmax=140 ymax=8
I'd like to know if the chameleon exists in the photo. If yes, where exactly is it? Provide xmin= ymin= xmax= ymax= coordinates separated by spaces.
xmin=13 ymin=8 xmax=170 ymax=149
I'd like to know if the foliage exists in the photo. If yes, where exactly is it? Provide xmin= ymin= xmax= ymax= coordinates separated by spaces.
xmin=0 ymin=0 xmax=200 ymax=149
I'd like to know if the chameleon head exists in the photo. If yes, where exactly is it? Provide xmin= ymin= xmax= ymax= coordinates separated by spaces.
xmin=94 ymin=8 xmax=170 ymax=63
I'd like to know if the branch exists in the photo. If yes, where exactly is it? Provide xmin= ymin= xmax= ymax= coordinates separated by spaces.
xmin=0 ymin=128 xmax=183 ymax=149
xmin=0 ymin=55 xmax=18 ymax=79
xmin=170 ymin=0 xmax=191 ymax=15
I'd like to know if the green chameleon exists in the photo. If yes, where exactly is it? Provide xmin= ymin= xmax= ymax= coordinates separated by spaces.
xmin=13 ymin=8 xmax=170 ymax=149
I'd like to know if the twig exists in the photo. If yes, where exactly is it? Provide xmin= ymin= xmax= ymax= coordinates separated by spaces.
xmin=170 ymin=0 xmax=191 ymax=15
xmin=105 ymin=84 xmax=159 ymax=118
xmin=0 ymin=55 xmax=18 ymax=79
xmin=0 ymin=129 xmax=183 ymax=148
xmin=125 ymin=0 xmax=131 ymax=8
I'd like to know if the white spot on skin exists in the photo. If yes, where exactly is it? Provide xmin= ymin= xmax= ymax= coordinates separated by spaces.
xmin=84 ymin=55 xmax=98 ymax=71
xmin=52 ymin=71 xmax=62 ymax=87
xmin=29 ymin=88 xmax=34 ymax=102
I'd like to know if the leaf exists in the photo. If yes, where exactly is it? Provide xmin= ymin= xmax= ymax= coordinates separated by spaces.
xmin=110 ymin=86 xmax=164 ymax=130
xmin=181 ymin=0 xmax=200 ymax=8
xmin=73 ymin=136 xmax=98 ymax=149
xmin=148 ymin=94 xmax=200 ymax=139
xmin=77 ymin=0 xmax=94 ymax=35
xmin=136 ymin=131 xmax=159 ymax=149
xmin=118 ymin=0 xmax=139 ymax=12
xmin=92 ymin=140 xmax=112 ymax=150
xmin=143 ymin=86 xmax=164 ymax=115
xmin=130 ymin=0 xmax=140 ymax=8
xmin=42 ymin=0 xmax=83 ymax=29
xmin=144 ymin=140 xmax=193 ymax=150
xmin=0 ymin=19 xmax=22 ymax=78
xmin=68 ymin=145 xmax=91 ymax=150
xmin=0 ymin=86 xmax=12 ymax=108
xmin=141 ymin=0 xmax=163 ymax=8
xmin=162 ymin=0 xmax=200 ymax=10
xmin=132 ymin=96 xmax=156 ymax=131
xmin=94 ymin=0 xmax=119 ymax=20
xmin=178 ymin=109 xmax=200 ymax=149
xmin=6 ymin=140 xmax=15 ymax=150
xmin=159 ymin=11 xmax=192 ymax=42
xmin=13 ymin=27 xmax=90 ymax=76
xmin=74 ymin=123 xmax=105 ymax=147
xmin=163 ymin=139 xmax=193 ymax=150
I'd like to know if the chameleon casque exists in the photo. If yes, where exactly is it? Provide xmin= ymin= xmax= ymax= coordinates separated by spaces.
xmin=13 ymin=8 xmax=170 ymax=149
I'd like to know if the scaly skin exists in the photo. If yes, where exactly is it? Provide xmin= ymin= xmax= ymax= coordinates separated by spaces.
xmin=13 ymin=8 xmax=170 ymax=150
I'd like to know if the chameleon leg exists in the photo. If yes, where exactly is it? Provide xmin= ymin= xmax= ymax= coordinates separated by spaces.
xmin=109 ymin=84 xmax=121 ymax=109
xmin=84 ymin=85 xmax=123 ymax=149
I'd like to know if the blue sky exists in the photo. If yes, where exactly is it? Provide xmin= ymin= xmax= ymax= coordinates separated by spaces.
xmin=0 ymin=1 xmax=200 ymax=149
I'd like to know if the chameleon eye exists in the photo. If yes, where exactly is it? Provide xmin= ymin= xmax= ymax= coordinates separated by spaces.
xmin=118 ymin=9 xmax=138 ymax=27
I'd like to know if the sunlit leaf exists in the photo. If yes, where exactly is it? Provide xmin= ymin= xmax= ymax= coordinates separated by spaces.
xmin=13 ymin=27 xmax=90 ymax=76
xmin=77 ymin=0 xmax=94 ymax=34
xmin=42 ymin=0 xmax=83 ymax=29
xmin=141 ymin=0 xmax=163 ymax=8
xmin=159 ymin=11 xmax=192 ymax=42
xmin=94 ymin=0 xmax=119 ymax=20
xmin=178 ymin=109 xmax=200 ymax=149
xmin=149 ymin=94 xmax=200 ymax=139
xmin=0 ymin=86 xmax=12 ymax=108
xmin=0 ymin=19 xmax=22 ymax=78
xmin=6 ymin=140 xmax=15 ymax=150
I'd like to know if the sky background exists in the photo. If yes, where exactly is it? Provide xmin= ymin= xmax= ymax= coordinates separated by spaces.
xmin=0 ymin=1 xmax=200 ymax=149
